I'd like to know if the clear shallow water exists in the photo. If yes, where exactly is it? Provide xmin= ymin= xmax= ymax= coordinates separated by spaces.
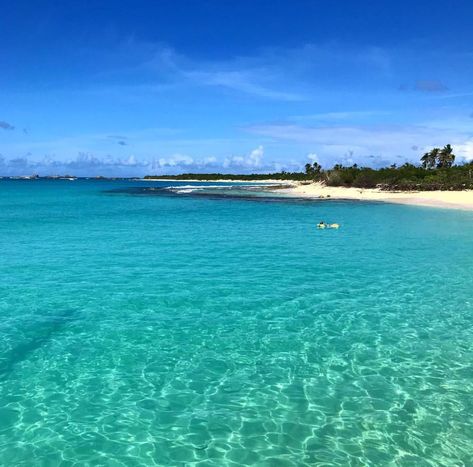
xmin=1 ymin=179 xmax=473 ymax=466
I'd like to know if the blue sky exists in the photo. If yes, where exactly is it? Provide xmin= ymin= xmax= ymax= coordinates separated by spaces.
xmin=1 ymin=0 xmax=473 ymax=175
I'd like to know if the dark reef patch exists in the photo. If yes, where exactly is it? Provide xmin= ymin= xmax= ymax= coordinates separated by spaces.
xmin=102 ymin=185 xmax=359 ymax=205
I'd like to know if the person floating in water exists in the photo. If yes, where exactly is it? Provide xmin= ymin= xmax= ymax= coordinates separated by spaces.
xmin=317 ymin=221 xmax=340 ymax=229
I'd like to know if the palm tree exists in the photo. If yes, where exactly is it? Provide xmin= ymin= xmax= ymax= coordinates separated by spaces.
xmin=312 ymin=162 xmax=322 ymax=174
xmin=421 ymin=152 xmax=431 ymax=169
xmin=421 ymin=148 xmax=440 ymax=169
xmin=437 ymin=144 xmax=455 ymax=168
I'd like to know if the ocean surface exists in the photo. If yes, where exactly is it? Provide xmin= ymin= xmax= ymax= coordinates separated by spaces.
xmin=1 ymin=179 xmax=473 ymax=466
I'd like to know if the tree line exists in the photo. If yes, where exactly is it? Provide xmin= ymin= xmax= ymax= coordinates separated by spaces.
xmin=305 ymin=144 xmax=473 ymax=190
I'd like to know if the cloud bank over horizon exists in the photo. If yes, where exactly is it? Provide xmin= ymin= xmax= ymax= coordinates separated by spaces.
xmin=0 ymin=146 xmax=305 ymax=177
xmin=2 ymin=134 xmax=473 ymax=177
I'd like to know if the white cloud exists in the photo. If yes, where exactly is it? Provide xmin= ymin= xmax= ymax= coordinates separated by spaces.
xmin=203 ymin=156 xmax=217 ymax=164
xmin=248 ymin=145 xmax=264 ymax=166
xmin=455 ymin=140 xmax=473 ymax=162
xmin=224 ymin=145 xmax=264 ymax=169
xmin=307 ymin=152 xmax=319 ymax=163
xmin=156 ymin=154 xmax=194 ymax=168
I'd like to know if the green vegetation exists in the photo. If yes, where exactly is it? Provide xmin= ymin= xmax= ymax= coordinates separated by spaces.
xmin=320 ymin=145 xmax=471 ymax=190
xmin=145 ymin=145 xmax=473 ymax=190
xmin=143 ymin=171 xmax=310 ymax=181
xmin=322 ymin=163 xmax=473 ymax=190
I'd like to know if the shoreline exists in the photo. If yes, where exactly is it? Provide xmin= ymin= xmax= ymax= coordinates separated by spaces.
xmin=139 ymin=179 xmax=473 ymax=210
xmin=140 ymin=178 xmax=473 ymax=211
xmin=270 ymin=182 xmax=473 ymax=211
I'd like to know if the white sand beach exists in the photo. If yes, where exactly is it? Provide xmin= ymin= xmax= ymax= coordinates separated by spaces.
xmin=275 ymin=182 xmax=473 ymax=210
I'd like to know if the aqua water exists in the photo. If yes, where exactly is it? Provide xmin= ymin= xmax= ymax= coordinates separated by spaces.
xmin=1 ymin=180 xmax=473 ymax=466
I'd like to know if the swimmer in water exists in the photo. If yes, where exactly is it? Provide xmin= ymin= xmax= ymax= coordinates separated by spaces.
xmin=317 ymin=221 xmax=340 ymax=229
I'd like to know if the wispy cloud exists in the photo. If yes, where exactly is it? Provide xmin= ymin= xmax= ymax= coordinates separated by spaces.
xmin=143 ymin=45 xmax=306 ymax=101
xmin=185 ymin=70 xmax=304 ymax=101
xmin=288 ymin=110 xmax=390 ymax=123
xmin=93 ymin=40 xmax=396 ymax=102
xmin=434 ymin=91 xmax=473 ymax=100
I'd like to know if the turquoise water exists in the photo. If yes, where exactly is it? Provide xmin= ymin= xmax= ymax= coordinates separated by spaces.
xmin=1 ymin=179 xmax=473 ymax=466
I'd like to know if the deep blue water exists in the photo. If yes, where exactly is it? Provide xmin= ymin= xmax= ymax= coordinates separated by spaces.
xmin=1 ymin=179 xmax=473 ymax=466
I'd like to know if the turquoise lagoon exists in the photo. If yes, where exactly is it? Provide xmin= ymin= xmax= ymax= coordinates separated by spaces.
xmin=1 ymin=179 xmax=473 ymax=466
